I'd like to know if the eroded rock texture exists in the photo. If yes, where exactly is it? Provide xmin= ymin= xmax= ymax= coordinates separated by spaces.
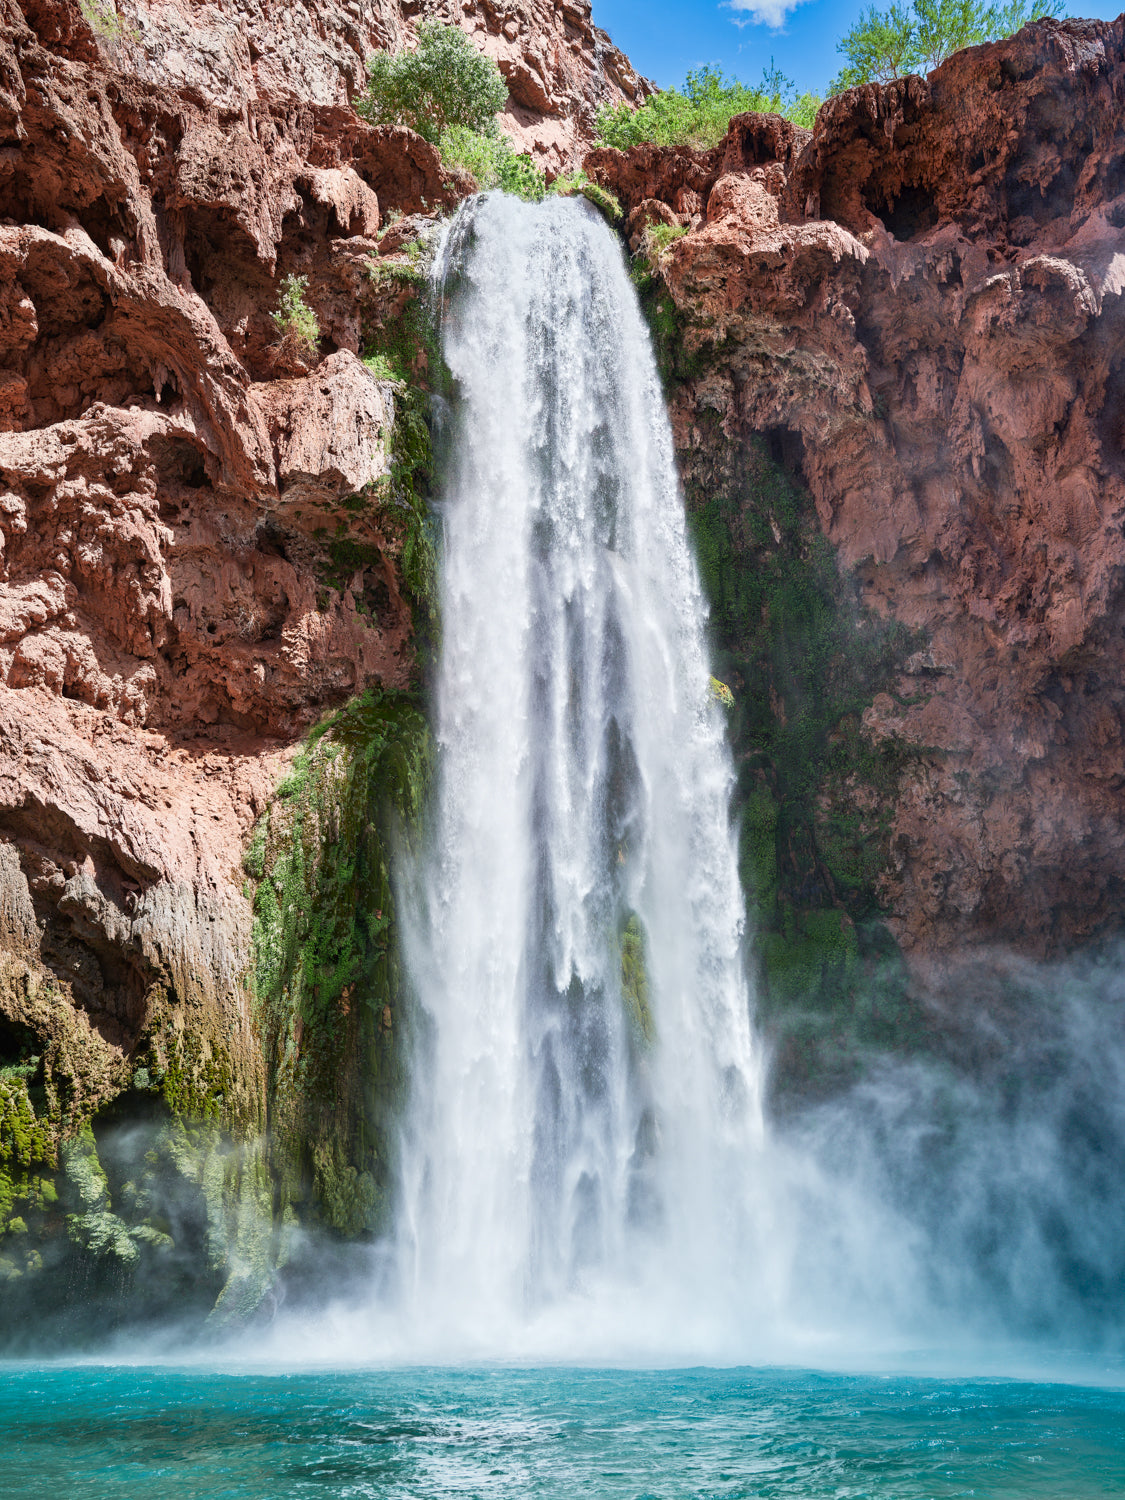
xmin=589 ymin=17 xmax=1125 ymax=971
xmin=0 ymin=0 xmax=637 ymax=1321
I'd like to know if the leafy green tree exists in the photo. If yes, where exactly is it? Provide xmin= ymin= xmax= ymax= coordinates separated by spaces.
xmin=595 ymin=64 xmax=822 ymax=152
xmin=833 ymin=0 xmax=1066 ymax=89
xmin=357 ymin=22 xmax=508 ymax=144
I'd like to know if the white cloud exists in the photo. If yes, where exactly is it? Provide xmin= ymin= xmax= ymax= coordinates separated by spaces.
xmin=726 ymin=0 xmax=806 ymax=29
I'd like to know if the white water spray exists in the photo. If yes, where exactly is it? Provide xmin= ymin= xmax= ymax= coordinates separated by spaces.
xmin=392 ymin=193 xmax=763 ymax=1355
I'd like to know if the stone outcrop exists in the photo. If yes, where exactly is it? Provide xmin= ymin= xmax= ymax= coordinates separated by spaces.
xmin=587 ymin=16 xmax=1125 ymax=969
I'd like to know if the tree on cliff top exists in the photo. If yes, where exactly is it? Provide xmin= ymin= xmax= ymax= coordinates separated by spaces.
xmin=833 ymin=0 xmax=1066 ymax=88
xmin=357 ymin=22 xmax=509 ymax=144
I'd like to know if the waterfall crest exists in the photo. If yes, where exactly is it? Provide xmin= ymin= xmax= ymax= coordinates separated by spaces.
xmin=394 ymin=192 xmax=763 ymax=1354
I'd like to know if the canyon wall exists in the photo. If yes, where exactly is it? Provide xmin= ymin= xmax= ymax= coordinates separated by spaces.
xmin=0 ymin=0 xmax=636 ymax=1332
xmin=587 ymin=19 xmax=1125 ymax=1067
xmin=1 ymin=0 xmax=1123 ymax=1327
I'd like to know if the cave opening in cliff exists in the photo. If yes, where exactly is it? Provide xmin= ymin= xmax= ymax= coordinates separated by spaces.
xmin=0 ymin=1013 xmax=39 ymax=1073
xmin=763 ymin=422 xmax=807 ymax=483
xmin=866 ymin=181 xmax=939 ymax=240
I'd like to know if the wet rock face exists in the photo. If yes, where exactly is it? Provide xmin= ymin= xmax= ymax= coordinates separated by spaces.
xmin=588 ymin=17 xmax=1125 ymax=965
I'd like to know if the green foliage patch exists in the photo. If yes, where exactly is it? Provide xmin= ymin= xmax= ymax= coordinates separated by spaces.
xmin=271 ymin=273 xmax=320 ymax=358
xmin=438 ymin=125 xmax=547 ymax=202
xmin=550 ymin=172 xmax=623 ymax=225
xmin=833 ymin=0 xmax=1065 ymax=87
xmin=355 ymin=254 xmax=443 ymax=654
xmin=247 ymin=688 xmax=432 ymax=1237
xmin=596 ymin=64 xmax=822 ymax=151
xmin=620 ymin=915 xmax=655 ymax=1048
xmin=0 ymin=1077 xmax=53 ymax=1236
xmin=80 ymin=0 xmax=138 ymax=43
xmin=358 ymin=22 xmax=508 ymax=144
xmin=634 ymin=221 xmax=688 ymax=277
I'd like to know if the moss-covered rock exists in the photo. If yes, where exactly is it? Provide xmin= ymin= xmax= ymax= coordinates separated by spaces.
xmin=247 ymin=687 xmax=432 ymax=1239
xmin=620 ymin=913 xmax=655 ymax=1047
xmin=676 ymin=427 xmax=930 ymax=1099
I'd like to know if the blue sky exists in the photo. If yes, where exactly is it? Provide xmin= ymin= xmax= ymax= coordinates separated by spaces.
xmin=592 ymin=0 xmax=1123 ymax=96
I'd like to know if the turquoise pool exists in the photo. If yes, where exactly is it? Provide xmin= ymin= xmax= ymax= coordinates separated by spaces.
xmin=3 ymin=1363 xmax=1124 ymax=1497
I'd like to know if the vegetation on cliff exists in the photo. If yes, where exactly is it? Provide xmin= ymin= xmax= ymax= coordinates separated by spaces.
xmin=358 ymin=23 xmax=548 ymax=200
xmin=270 ymin=273 xmax=321 ymax=360
xmin=358 ymin=21 xmax=508 ymax=143
xmin=245 ymin=688 xmax=432 ymax=1239
xmin=666 ymin=402 xmax=930 ymax=1098
xmin=595 ymin=2 xmax=1067 ymax=149
xmin=834 ymin=0 xmax=1065 ymax=87
xmin=597 ymin=64 xmax=821 ymax=148
xmin=0 ymin=987 xmax=272 ymax=1346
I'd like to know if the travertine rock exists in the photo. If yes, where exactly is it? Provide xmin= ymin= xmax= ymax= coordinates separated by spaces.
xmin=0 ymin=0 xmax=638 ymax=1171
xmin=587 ymin=16 xmax=1125 ymax=964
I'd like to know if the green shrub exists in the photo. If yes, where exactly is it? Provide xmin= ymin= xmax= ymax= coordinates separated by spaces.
xmin=637 ymin=221 xmax=687 ymax=270
xmin=833 ymin=0 xmax=1065 ymax=87
xmin=270 ymin=274 xmax=320 ymax=358
xmin=362 ymin=352 xmax=400 ymax=383
xmin=439 ymin=125 xmax=546 ymax=202
xmin=595 ymin=64 xmax=822 ymax=151
xmin=80 ymin=0 xmax=137 ymax=42
xmin=496 ymin=147 xmax=547 ymax=202
xmin=358 ymin=22 xmax=508 ymax=144
xmin=438 ymin=123 xmax=505 ymax=183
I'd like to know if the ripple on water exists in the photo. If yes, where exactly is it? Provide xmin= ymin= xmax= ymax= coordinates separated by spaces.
xmin=1 ymin=1364 xmax=1124 ymax=1499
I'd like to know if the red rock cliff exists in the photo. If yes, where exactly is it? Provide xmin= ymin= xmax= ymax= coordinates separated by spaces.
xmin=0 ymin=0 xmax=637 ymax=1176
xmin=588 ymin=17 xmax=1125 ymax=970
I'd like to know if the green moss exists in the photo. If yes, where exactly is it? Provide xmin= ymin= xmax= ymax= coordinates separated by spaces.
xmin=758 ymin=906 xmax=860 ymax=1008
xmin=620 ymin=914 xmax=655 ymax=1047
xmin=680 ymin=434 xmax=929 ymax=1094
xmin=0 ymin=1074 xmax=54 ymax=1234
xmin=551 ymin=171 xmax=622 ymax=225
xmin=685 ymin=438 xmax=918 ymax=915
xmin=358 ymin=279 xmax=443 ymax=657
xmin=632 ymin=274 xmax=715 ymax=394
xmin=361 ymin=262 xmax=440 ymax=386
xmin=247 ymin=686 xmax=432 ymax=1238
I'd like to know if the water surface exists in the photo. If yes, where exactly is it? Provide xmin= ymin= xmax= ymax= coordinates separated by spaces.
xmin=4 ymin=1364 xmax=1124 ymax=1498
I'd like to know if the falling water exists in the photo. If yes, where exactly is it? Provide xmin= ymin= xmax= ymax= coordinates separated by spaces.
xmin=362 ymin=192 xmax=1125 ymax=1371
xmin=393 ymin=192 xmax=763 ymax=1355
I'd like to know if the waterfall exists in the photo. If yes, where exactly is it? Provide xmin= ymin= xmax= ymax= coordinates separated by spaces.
xmin=393 ymin=192 xmax=764 ymax=1355
xmin=244 ymin=193 xmax=1125 ymax=1372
